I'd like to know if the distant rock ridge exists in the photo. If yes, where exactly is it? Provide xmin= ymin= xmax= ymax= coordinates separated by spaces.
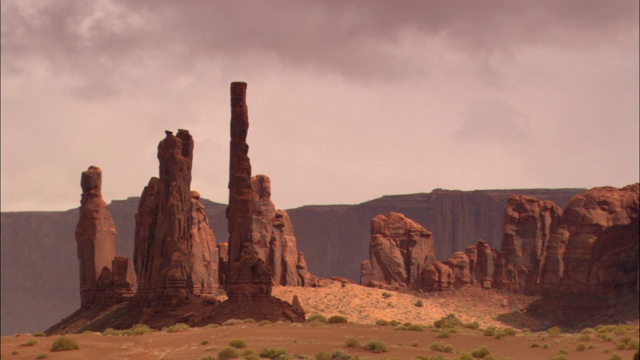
xmin=361 ymin=184 xmax=639 ymax=297
xmin=75 ymin=166 xmax=135 ymax=308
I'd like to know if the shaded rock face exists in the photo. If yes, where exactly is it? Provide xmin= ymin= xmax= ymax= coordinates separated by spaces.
xmin=497 ymin=196 xmax=562 ymax=292
xmin=133 ymin=130 xmax=218 ymax=306
xmin=443 ymin=251 xmax=471 ymax=288
xmin=361 ymin=212 xmax=435 ymax=289
xmin=95 ymin=256 xmax=136 ymax=304
xmin=76 ymin=166 xmax=133 ymax=307
xmin=212 ymin=82 xmax=305 ymax=324
xmin=541 ymin=184 xmax=639 ymax=294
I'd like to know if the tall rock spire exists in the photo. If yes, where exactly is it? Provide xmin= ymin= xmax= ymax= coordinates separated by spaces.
xmin=134 ymin=130 xmax=218 ymax=306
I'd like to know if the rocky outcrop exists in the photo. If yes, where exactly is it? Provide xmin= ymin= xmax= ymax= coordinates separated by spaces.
xmin=75 ymin=166 xmax=134 ymax=307
xmin=497 ymin=196 xmax=562 ymax=292
xmin=361 ymin=212 xmax=435 ymax=289
xmin=133 ymin=130 xmax=218 ymax=307
xmin=541 ymin=184 xmax=639 ymax=294
xmin=443 ymin=252 xmax=471 ymax=288
xmin=210 ymin=82 xmax=305 ymax=324
xmin=418 ymin=261 xmax=455 ymax=291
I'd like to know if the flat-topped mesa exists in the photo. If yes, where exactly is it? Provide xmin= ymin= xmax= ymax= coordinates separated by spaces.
xmin=76 ymin=166 xmax=135 ymax=307
xmin=133 ymin=129 xmax=218 ymax=307
xmin=496 ymin=195 xmax=562 ymax=293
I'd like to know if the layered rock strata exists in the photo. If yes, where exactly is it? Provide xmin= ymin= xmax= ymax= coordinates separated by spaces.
xmin=76 ymin=166 xmax=135 ymax=307
xmin=133 ymin=130 xmax=218 ymax=307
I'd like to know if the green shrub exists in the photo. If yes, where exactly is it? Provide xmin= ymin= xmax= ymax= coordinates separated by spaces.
xmin=627 ymin=339 xmax=640 ymax=350
xmin=465 ymin=321 xmax=480 ymax=329
xmin=389 ymin=320 xmax=401 ymax=326
xmin=11 ymin=350 xmax=19 ymax=355
xmin=201 ymin=339 xmax=209 ymax=345
xmin=436 ymin=330 xmax=450 ymax=338
xmin=331 ymin=350 xmax=352 ymax=360
xmin=493 ymin=329 xmax=506 ymax=339
xmin=306 ymin=314 xmax=328 ymax=323
xmin=411 ymin=341 xmax=418 ymax=347
xmin=259 ymin=347 xmax=288 ymax=359
xmin=206 ymin=323 xmax=220 ymax=329
xmin=547 ymin=326 xmax=562 ymax=337
xmin=579 ymin=333 xmax=590 ymax=341
xmin=483 ymin=326 xmax=496 ymax=336
xmin=328 ymin=315 xmax=348 ymax=324
xmin=530 ymin=342 xmax=540 ymax=348
xmin=557 ymin=349 xmax=569 ymax=355
xmin=258 ymin=320 xmax=272 ymax=326
xmin=218 ymin=346 xmax=240 ymax=360
xmin=376 ymin=319 xmax=389 ymax=326
xmin=382 ymin=292 xmax=392 ymax=299
xmin=609 ymin=353 xmax=623 ymax=360
xmin=229 ymin=339 xmax=247 ymax=348
xmin=36 ymin=354 xmax=47 ymax=359
xmin=433 ymin=314 xmax=463 ymax=329
xmin=243 ymin=318 xmax=256 ymax=323
xmin=429 ymin=341 xmax=454 ymax=353
xmin=458 ymin=352 xmax=474 ymax=360
xmin=577 ymin=343 xmax=587 ymax=351
xmin=415 ymin=300 xmax=424 ymax=307
xmin=22 ymin=339 xmax=38 ymax=346
xmin=33 ymin=332 xmax=47 ymax=337
xmin=163 ymin=323 xmax=191 ymax=333
xmin=128 ymin=324 xmax=154 ymax=335
xmin=364 ymin=340 xmax=388 ymax=353
xmin=471 ymin=345 xmax=490 ymax=358
xmin=102 ymin=328 xmax=122 ymax=336
xmin=503 ymin=327 xmax=517 ymax=336
xmin=49 ymin=336 xmax=79 ymax=352
xmin=345 ymin=337 xmax=360 ymax=347
xmin=581 ymin=327 xmax=595 ymax=335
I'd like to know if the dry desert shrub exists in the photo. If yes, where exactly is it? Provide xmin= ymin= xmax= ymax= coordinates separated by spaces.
xmin=470 ymin=345 xmax=491 ymax=358
xmin=229 ymin=339 xmax=247 ymax=348
xmin=163 ymin=322 xmax=191 ymax=333
xmin=33 ymin=332 xmax=47 ymax=337
xmin=36 ymin=354 xmax=47 ymax=359
xmin=49 ymin=336 xmax=79 ymax=352
xmin=21 ymin=339 xmax=38 ymax=346
xmin=307 ymin=314 xmax=328 ymax=323
xmin=375 ymin=319 xmax=389 ymax=326
xmin=428 ymin=341 xmax=454 ymax=353
xmin=547 ymin=326 xmax=562 ymax=337
xmin=217 ymin=347 xmax=239 ymax=360
xmin=259 ymin=347 xmax=288 ymax=359
xmin=258 ymin=320 xmax=273 ymax=326
xmin=345 ymin=337 xmax=360 ymax=347
xmin=363 ymin=340 xmax=388 ymax=353
xmin=327 ymin=315 xmax=348 ymax=324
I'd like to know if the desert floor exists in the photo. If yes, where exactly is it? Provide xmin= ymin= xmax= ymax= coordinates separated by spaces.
xmin=2 ymin=282 xmax=638 ymax=360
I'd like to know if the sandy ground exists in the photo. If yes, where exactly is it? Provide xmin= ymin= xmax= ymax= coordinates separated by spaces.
xmin=2 ymin=282 xmax=638 ymax=359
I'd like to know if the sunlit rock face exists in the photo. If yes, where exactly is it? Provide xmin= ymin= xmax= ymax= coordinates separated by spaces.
xmin=541 ymin=184 xmax=639 ymax=294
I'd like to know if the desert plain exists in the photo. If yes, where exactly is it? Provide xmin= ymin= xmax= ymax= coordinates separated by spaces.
xmin=2 ymin=281 xmax=638 ymax=360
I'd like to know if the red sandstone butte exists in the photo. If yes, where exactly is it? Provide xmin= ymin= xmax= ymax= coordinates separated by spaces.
xmin=133 ymin=130 xmax=218 ymax=307
xmin=541 ymin=183 xmax=639 ymax=294
xmin=361 ymin=212 xmax=436 ymax=289
xmin=497 ymin=195 xmax=562 ymax=292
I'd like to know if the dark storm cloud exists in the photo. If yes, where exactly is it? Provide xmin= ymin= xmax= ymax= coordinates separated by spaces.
xmin=3 ymin=0 xmax=637 ymax=88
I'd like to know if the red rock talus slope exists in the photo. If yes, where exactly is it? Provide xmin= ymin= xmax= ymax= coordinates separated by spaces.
xmin=133 ymin=130 xmax=218 ymax=307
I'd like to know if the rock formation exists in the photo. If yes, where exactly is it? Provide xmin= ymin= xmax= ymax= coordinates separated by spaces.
xmin=541 ymin=184 xmax=639 ymax=294
xmin=76 ymin=166 xmax=135 ymax=308
xmin=133 ymin=129 xmax=218 ymax=307
xmin=496 ymin=196 xmax=562 ymax=292
xmin=443 ymin=251 xmax=471 ymax=288
xmin=210 ymin=82 xmax=305 ymax=323
xmin=361 ymin=212 xmax=436 ymax=289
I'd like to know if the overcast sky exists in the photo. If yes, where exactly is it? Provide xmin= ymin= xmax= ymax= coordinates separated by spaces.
xmin=1 ymin=0 xmax=638 ymax=212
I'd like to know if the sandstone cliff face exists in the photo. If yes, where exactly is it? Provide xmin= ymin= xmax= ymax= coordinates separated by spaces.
xmin=497 ymin=195 xmax=562 ymax=292
xmin=75 ymin=166 xmax=134 ymax=307
xmin=133 ymin=130 xmax=218 ymax=306
xmin=361 ymin=212 xmax=435 ymax=289
xmin=541 ymin=184 xmax=639 ymax=294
